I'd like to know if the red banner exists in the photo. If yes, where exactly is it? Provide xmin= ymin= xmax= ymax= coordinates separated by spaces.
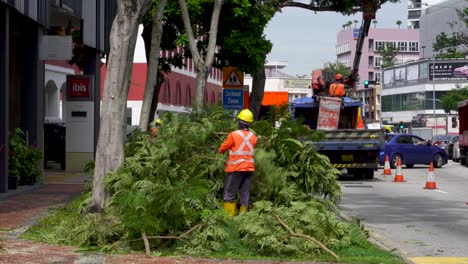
xmin=317 ymin=97 xmax=342 ymax=130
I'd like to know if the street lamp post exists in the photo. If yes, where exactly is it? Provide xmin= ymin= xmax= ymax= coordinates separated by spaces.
xmin=432 ymin=58 xmax=436 ymax=134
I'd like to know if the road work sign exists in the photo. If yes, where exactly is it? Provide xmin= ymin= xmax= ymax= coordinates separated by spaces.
xmin=223 ymin=89 xmax=244 ymax=110
xmin=223 ymin=67 xmax=244 ymax=88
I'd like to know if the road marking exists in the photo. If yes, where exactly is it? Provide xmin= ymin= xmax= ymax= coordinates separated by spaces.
xmin=409 ymin=257 xmax=468 ymax=264
xmin=435 ymin=189 xmax=448 ymax=194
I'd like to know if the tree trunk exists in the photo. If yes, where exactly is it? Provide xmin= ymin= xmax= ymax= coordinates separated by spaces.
xmin=249 ymin=65 xmax=266 ymax=121
xmin=179 ymin=0 xmax=223 ymax=112
xmin=148 ymin=72 xmax=165 ymax=125
xmin=90 ymin=0 xmax=151 ymax=213
xmin=139 ymin=0 xmax=167 ymax=131
xmin=193 ymin=66 xmax=209 ymax=111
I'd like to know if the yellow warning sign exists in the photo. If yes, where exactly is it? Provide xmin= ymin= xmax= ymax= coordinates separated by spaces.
xmin=222 ymin=67 xmax=244 ymax=88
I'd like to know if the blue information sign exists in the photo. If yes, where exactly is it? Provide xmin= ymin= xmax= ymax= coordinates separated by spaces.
xmin=223 ymin=89 xmax=244 ymax=110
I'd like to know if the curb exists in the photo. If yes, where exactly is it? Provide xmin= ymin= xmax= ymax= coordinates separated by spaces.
xmin=336 ymin=209 xmax=414 ymax=264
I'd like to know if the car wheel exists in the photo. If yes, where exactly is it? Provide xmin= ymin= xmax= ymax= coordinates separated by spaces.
xmin=406 ymin=164 xmax=414 ymax=168
xmin=391 ymin=154 xmax=401 ymax=169
xmin=433 ymin=154 xmax=444 ymax=168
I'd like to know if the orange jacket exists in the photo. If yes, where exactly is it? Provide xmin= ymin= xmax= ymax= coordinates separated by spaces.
xmin=329 ymin=83 xmax=346 ymax=97
xmin=219 ymin=130 xmax=257 ymax=172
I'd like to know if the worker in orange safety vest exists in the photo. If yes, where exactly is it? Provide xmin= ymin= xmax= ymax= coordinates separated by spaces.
xmin=218 ymin=109 xmax=258 ymax=217
xmin=150 ymin=118 xmax=163 ymax=137
xmin=328 ymin=73 xmax=347 ymax=97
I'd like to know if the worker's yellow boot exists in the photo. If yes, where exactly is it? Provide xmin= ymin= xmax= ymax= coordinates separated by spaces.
xmin=239 ymin=205 xmax=248 ymax=214
xmin=223 ymin=202 xmax=236 ymax=218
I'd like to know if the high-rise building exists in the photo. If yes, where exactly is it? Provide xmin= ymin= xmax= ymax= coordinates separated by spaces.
xmin=336 ymin=27 xmax=419 ymax=122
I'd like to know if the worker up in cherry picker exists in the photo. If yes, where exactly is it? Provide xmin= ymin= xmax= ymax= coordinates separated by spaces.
xmin=329 ymin=73 xmax=347 ymax=97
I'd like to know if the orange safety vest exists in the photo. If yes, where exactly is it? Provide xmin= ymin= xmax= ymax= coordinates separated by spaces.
xmin=219 ymin=130 xmax=257 ymax=173
xmin=329 ymin=83 xmax=346 ymax=97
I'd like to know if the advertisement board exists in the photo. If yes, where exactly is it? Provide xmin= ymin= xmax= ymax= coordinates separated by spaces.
xmin=407 ymin=64 xmax=419 ymax=81
xmin=383 ymin=69 xmax=394 ymax=85
xmin=66 ymin=75 xmax=93 ymax=101
xmin=429 ymin=61 xmax=468 ymax=81
xmin=317 ymin=97 xmax=342 ymax=130
xmin=395 ymin=67 xmax=406 ymax=83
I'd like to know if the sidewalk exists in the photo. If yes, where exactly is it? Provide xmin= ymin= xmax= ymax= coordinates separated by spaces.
xmin=0 ymin=171 xmax=334 ymax=264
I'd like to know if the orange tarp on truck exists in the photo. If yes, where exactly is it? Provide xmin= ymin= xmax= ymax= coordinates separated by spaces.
xmin=262 ymin=91 xmax=289 ymax=106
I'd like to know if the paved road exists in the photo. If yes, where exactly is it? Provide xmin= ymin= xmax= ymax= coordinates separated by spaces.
xmin=339 ymin=161 xmax=468 ymax=264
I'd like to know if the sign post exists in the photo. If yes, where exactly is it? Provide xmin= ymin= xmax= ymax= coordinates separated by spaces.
xmin=222 ymin=67 xmax=246 ymax=110
xmin=65 ymin=75 xmax=95 ymax=171
xmin=223 ymin=89 xmax=244 ymax=110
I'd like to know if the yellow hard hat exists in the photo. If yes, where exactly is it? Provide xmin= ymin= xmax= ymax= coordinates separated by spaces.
xmin=385 ymin=125 xmax=392 ymax=132
xmin=237 ymin=109 xmax=254 ymax=123
xmin=156 ymin=119 xmax=163 ymax=125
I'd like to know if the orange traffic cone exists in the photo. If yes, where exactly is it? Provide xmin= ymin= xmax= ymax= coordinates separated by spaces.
xmin=393 ymin=157 xmax=406 ymax=182
xmin=424 ymin=162 xmax=438 ymax=190
xmin=357 ymin=115 xmax=364 ymax=129
xmin=382 ymin=155 xmax=392 ymax=175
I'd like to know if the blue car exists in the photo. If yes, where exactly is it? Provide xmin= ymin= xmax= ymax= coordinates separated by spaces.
xmin=379 ymin=133 xmax=448 ymax=169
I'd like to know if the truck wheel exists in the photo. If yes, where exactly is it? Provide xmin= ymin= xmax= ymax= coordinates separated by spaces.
xmin=363 ymin=169 xmax=374 ymax=179
xmin=348 ymin=169 xmax=363 ymax=179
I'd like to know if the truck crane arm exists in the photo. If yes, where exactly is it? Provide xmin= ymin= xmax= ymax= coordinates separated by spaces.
xmin=345 ymin=0 xmax=376 ymax=92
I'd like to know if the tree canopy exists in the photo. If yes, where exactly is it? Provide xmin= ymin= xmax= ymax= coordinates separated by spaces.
xmin=433 ymin=7 xmax=468 ymax=59
xmin=440 ymin=85 xmax=468 ymax=113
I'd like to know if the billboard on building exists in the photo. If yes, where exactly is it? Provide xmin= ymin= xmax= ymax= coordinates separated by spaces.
xmin=395 ymin=68 xmax=406 ymax=84
xmin=383 ymin=69 xmax=394 ymax=85
xmin=407 ymin=64 xmax=419 ymax=82
xmin=429 ymin=62 xmax=468 ymax=81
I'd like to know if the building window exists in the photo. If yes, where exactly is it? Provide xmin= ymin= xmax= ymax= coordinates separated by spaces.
xmin=126 ymin=108 xmax=132 ymax=125
xmin=375 ymin=72 xmax=381 ymax=83
xmin=375 ymin=41 xmax=385 ymax=51
xmin=375 ymin=57 xmax=382 ymax=67
xmin=409 ymin=41 xmax=419 ymax=52
xmin=398 ymin=41 xmax=407 ymax=52
xmin=381 ymin=91 xmax=447 ymax=112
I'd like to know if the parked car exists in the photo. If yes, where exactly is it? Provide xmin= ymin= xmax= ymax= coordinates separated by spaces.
xmin=446 ymin=135 xmax=459 ymax=159
xmin=452 ymin=141 xmax=461 ymax=162
xmin=379 ymin=133 xmax=448 ymax=169
xmin=431 ymin=134 xmax=456 ymax=153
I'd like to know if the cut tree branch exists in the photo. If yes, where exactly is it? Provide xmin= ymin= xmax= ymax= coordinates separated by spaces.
xmin=274 ymin=214 xmax=340 ymax=260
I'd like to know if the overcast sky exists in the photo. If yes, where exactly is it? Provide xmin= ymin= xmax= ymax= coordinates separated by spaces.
xmin=264 ymin=0 xmax=409 ymax=76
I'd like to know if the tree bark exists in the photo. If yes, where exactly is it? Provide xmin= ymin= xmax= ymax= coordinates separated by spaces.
xmin=90 ymin=0 xmax=152 ymax=213
xmin=139 ymin=0 xmax=168 ymax=131
xmin=179 ymin=0 xmax=224 ymax=112
xmin=249 ymin=65 xmax=266 ymax=121
xmin=148 ymin=72 xmax=165 ymax=125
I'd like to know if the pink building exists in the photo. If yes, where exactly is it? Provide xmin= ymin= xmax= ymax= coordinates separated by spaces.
xmin=336 ymin=27 xmax=419 ymax=121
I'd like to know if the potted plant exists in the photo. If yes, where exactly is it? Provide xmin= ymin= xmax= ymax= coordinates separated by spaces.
xmin=9 ymin=128 xmax=42 ymax=186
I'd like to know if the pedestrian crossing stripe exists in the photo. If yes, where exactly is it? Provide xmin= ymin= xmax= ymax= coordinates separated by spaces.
xmin=222 ymin=67 xmax=244 ymax=88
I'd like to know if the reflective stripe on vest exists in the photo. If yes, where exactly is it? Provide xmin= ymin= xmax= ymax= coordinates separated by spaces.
xmin=229 ymin=130 xmax=255 ymax=156
xmin=227 ymin=158 xmax=255 ymax=165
